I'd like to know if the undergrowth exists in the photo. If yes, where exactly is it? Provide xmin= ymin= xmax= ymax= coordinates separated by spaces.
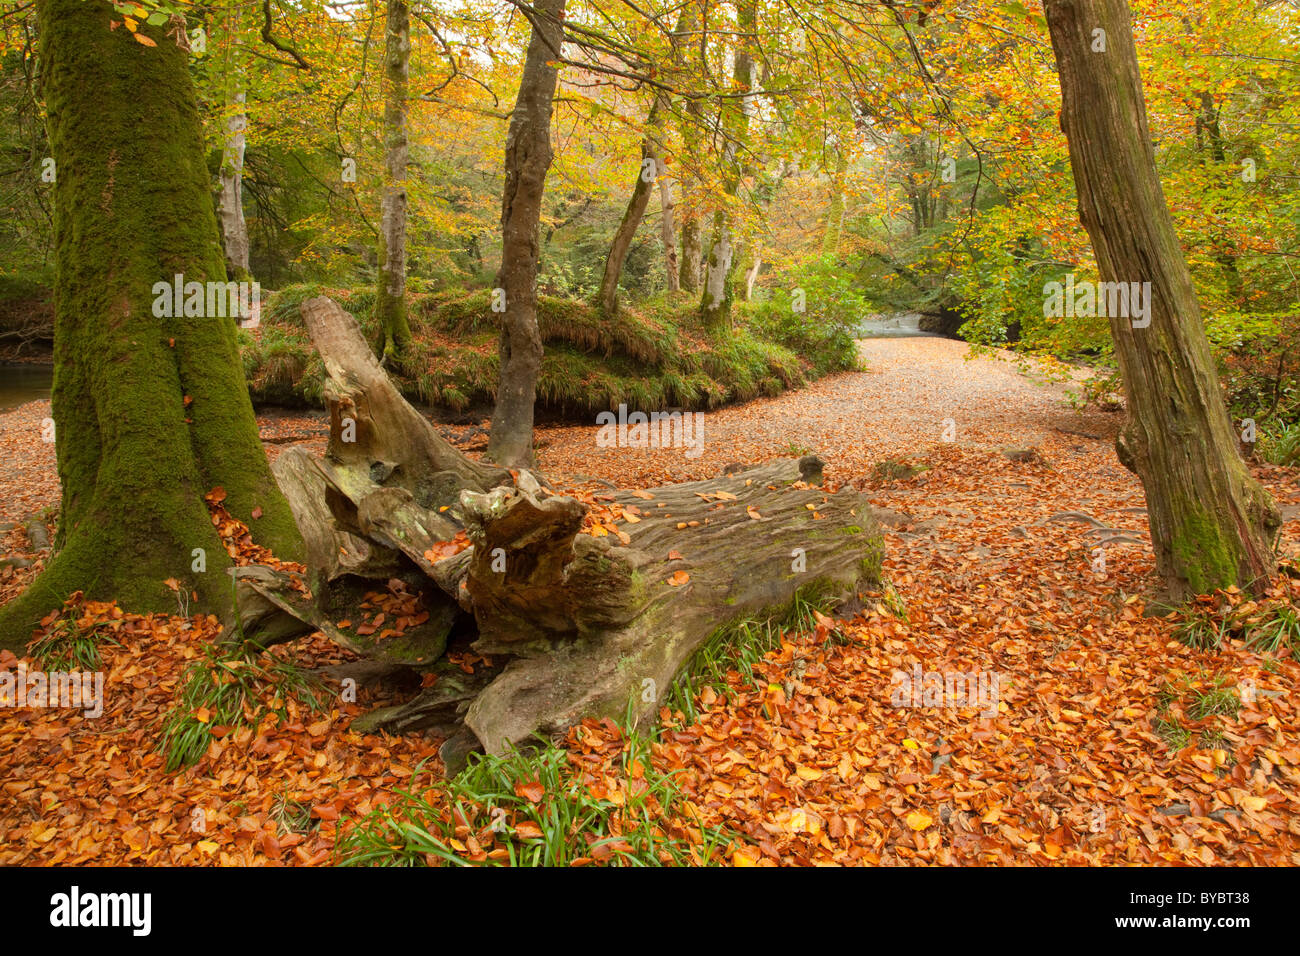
xmin=241 ymin=285 xmax=856 ymax=416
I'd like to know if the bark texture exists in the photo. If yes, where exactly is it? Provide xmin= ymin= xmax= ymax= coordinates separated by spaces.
xmin=1044 ymin=0 xmax=1279 ymax=598
xmin=487 ymin=0 xmax=565 ymax=468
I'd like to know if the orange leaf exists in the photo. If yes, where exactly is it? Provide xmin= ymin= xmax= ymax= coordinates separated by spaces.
xmin=906 ymin=810 xmax=933 ymax=831
xmin=667 ymin=570 xmax=690 ymax=587
xmin=515 ymin=780 xmax=545 ymax=803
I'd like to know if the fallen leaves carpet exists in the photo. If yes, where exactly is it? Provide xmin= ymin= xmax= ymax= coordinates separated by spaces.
xmin=2 ymin=338 xmax=1298 ymax=865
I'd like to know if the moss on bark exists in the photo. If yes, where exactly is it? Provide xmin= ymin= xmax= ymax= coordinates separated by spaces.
xmin=0 ymin=0 xmax=303 ymax=650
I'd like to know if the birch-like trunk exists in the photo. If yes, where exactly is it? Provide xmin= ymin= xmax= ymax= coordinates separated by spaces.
xmin=218 ymin=89 xmax=250 ymax=279
xmin=376 ymin=0 xmax=412 ymax=360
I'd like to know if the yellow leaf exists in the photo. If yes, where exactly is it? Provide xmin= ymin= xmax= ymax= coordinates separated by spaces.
xmin=1241 ymin=795 xmax=1268 ymax=812
xmin=197 ymin=840 xmax=219 ymax=856
xmin=732 ymin=848 xmax=760 ymax=867
xmin=134 ymin=33 xmax=157 ymax=47
xmin=906 ymin=810 xmax=933 ymax=831
xmin=795 ymin=765 xmax=823 ymax=781
xmin=902 ymin=738 xmax=920 ymax=750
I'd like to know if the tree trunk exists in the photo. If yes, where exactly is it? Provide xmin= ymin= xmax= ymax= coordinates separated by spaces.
xmin=1044 ymin=0 xmax=1279 ymax=599
xmin=699 ymin=0 xmax=756 ymax=330
xmin=596 ymin=102 xmax=661 ymax=314
xmin=700 ymin=208 xmax=734 ymax=326
xmin=0 ymin=0 xmax=304 ymax=650
xmin=742 ymin=248 xmax=761 ymax=301
xmin=674 ymin=4 xmax=705 ymax=294
xmin=218 ymin=90 xmax=251 ymax=280
xmin=680 ymin=215 xmax=704 ymax=292
xmin=487 ymin=0 xmax=565 ymax=468
xmin=821 ymin=150 xmax=849 ymax=258
xmin=244 ymin=296 xmax=884 ymax=768
xmin=656 ymin=121 xmax=680 ymax=293
xmin=376 ymin=0 xmax=412 ymax=361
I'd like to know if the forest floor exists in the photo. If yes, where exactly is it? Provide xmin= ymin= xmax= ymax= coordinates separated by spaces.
xmin=1 ymin=337 xmax=1298 ymax=865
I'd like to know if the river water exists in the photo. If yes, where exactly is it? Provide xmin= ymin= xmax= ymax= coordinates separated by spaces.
xmin=853 ymin=312 xmax=934 ymax=338
xmin=0 ymin=364 xmax=53 ymax=412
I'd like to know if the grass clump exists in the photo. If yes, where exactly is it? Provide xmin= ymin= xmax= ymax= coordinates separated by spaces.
xmin=335 ymin=713 xmax=729 ymax=867
xmin=1150 ymin=672 xmax=1244 ymax=759
xmin=663 ymin=584 xmax=839 ymax=724
xmin=27 ymin=594 xmax=119 ymax=672
xmin=158 ymin=642 xmax=327 ymax=773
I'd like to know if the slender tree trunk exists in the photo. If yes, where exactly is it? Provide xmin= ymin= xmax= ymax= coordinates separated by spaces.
xmin=376 ymin=0 xmax=412 ymax=361
xmin=1194 ymin=90 xmax=1244 ymax=304
xmin=680 ymin=215 xmax=704 ymax=292
xmin=486 ymin=0 xmax=565 ymax=468
xmin=0 ymin=0 xmax=304 ymax=650
xmin=700 ymin=0 xmax=756 ymax=330
xmin=653 ymin=96 xmax=680 ymax=293
xmin=674 ymin=4 xmax=705 ymax=294
xmin=1044 ymin=0 xmax=1278 ymax=599
xmin=218 ymin=89 xmax=251 ymax=280
xmin=597 ymin=102 xmax=661 ymax=314
xmin=657 ymin=166 xmax=680 ymax=292
xmin=701 ymin=204 xmax=734 ymax=325
xmin=742 ymin=248 xmax=761 ymax=301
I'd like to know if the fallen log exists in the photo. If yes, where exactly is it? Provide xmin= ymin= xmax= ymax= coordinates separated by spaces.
xmin=242 ymin=296 xmax=885 ymax=768
xmin=458 ymin=456 xmax=881 ymax=755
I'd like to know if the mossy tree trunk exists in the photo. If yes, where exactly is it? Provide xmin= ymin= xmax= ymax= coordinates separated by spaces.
xmin=1044 ymin=0 xmax=1279 ymax=599
xmin=821 ymin=149 xmax=849 ymax=258
xmin=376 ymin=0 xmax=413 ymax=361
xmin=487 ymin=0 xmax=565 ymax=468
xmin=0 ymin=0 xmax=304 ymax=651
